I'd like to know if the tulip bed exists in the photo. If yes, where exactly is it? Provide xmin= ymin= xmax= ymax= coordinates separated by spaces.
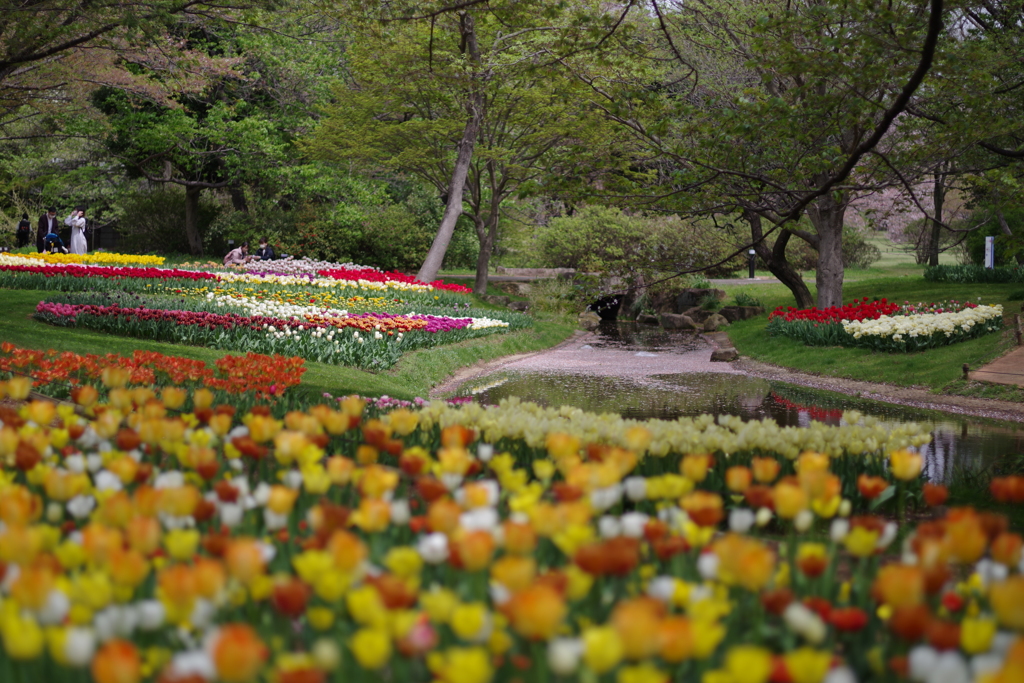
xmin=7 ymin=253 xmax=167 ymax=266
xmin=0 ymin=254 xmax=528 ymax=370
xmin=767 ymin=299 xmax=1004 ymax=352
xmin=1 ymin=370 xmax=1024 ymax=683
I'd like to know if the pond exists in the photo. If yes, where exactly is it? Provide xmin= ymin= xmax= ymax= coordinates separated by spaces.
xmin=453 ymin=323 xmax=1024 ymax=480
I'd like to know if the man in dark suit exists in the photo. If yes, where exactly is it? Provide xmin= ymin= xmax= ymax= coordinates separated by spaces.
xmin=37 ymin=207 xmax=58 ymax=253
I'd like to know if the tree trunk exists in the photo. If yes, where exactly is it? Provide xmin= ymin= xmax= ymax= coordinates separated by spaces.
xmin=473 ymin=211 xmax=499 ymax=294
xmin=229 ymin=185 xmax=249 ymax=214
xmin=746 ymin=211 xmax=814 ymax=309
xmin=927 ymin=171 xmax=945 ymax=267
xmin=184 ymin=185 xmax=204 ymax=256
xmin=807 ymin=192 xmax=847 ymax=309
xmin=416 ymin=12 xmax=483 ymax=285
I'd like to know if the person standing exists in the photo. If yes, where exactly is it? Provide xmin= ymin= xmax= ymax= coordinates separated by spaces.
xmin=15 ymin=213 xmax=31 ymax=248
xmin=66 ymin=206 xmax=87 ymax=255
xmin=37 ymin=207 xmax=58 ymax=253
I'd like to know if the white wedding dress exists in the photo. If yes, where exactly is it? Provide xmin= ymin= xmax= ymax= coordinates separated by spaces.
xmin=67 ymin=214 xmax=87 ymax=254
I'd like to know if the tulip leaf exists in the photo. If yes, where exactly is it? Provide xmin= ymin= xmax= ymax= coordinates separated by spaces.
xmin=870 ymin=485 xmax=896 ymax=510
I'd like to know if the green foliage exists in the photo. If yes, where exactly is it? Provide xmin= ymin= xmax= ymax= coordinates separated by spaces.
xmin=688 ymin=274 xmax=712 ymax=289
xmin=118 ymin=187 xmax=222 ymax=254
xmin=924 ymin=264 xmax=1024 ymax=284
xmin=699 ymin=293 xmax=723 ymax=311
xmin=536 ymin=206 xmax=743 ymax=278
xmin=962 ymin=205 xmax=1024 ymax=267
xmin=733 ymin=292 xmax=763 ymax=308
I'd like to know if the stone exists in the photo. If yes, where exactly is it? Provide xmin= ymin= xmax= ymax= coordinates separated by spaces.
xmin=508 ymin=300 xmax=530 ymax=312
xmin=682 ymin=307 xmax=712 ymax=324
xmin=675 ymin=288 xmax=727 ymax=311
xmin=738 ymin=306 xmax=765 ymax=319
xmin=710 ymin=347 xmax=738 ymax=362
xmin=718 ymin=306 xmax=742 ymax=323
xmin=496 ymin=281 xmax=532 ymax=296
xmin=481 ymin=295 xmax=510 ymax=306
xmin=703 ymin=313 xmax=730 ymax=332
xmin=578 ymin=311 xmax=601 ymax=328
xmin=637 ymin=313 xmax=660 ymax=325
xmin=659 ymin=313 xmax=698 ymax=330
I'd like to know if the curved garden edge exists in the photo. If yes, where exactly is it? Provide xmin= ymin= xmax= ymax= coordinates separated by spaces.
xmin=734 ymin=356 xmax=1024 ymax=423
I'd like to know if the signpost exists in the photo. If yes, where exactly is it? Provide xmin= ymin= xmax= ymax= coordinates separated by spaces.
xmin=985 ymin=236 xmax=995 ymax=269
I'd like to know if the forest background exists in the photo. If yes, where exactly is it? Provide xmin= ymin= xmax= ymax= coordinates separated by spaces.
xmin=3 ymin=0 xmax=1024 ymax=309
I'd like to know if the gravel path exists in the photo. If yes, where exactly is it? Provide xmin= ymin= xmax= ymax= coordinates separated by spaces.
xmin=431 ymin=330 xmax=1024 ymax=423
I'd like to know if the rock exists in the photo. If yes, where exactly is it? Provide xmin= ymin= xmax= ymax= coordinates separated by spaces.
xmin=719 ymin=306 xmax=742 ymax=323
xmin=496 ymin=281 xmax=532 ymax=296
xmin=710 ymin=347 xmax=738 ymax=362
xmin=682 ymin=307 xmax=713 ymax=324
xmin=703 ymin=313 xmax=730 ymax=332
xmin=508 ymin=300 xmax=530 ymax=312
xmin=659 ymin=313 xmax=699 ymax=330
xmin=481 ymin=295 xmax=510 ymax=306
xmin=637 ymin=313 xmax=660 ymax=326
xmin=675 ymin=288 xmax=727 ymax=311
xmin=738 ymin=305 xmax=765 ymax=319
xmin=578 ymin=311 xmax=601 ymax=328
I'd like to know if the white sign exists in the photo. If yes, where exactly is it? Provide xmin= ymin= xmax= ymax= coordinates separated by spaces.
xmin=985 ymin=236 xmax=995 ymax=269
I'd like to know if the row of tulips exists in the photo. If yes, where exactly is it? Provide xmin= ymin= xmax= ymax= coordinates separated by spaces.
xmin=766 ymin=298 xmax=1003 ymax=352
xmin=0 ymin=343 xmax=305 ymax=405
xmin=33 ymin=300 xmax=518 ymax=370
xmin=316 ymin=267 xmax=472 ymax=293
xmin=8 ymin=252 xmax=167 ymax=266
xmin=0 ymin=382 xmax=1022 ymax=683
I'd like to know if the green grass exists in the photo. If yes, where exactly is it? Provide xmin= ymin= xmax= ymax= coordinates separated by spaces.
xmin=0 ymin=289 xmax=576 ymax=400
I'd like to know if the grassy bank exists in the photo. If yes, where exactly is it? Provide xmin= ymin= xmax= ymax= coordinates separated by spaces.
xmin=722 ymin=273 xmax=1019 ymax=392
xmin=0 ymin=289 xmax=576 ymax=400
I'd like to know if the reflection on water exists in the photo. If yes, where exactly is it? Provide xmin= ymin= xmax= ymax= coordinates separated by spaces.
xmin=586 ymin=322 xmax=710 ymax=354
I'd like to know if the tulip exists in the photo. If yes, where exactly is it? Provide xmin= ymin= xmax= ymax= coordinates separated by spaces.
xmin=725 ymin=466 xmax=752 ymax=493
xmin=211 ymin=624 xmax=269 ymax=682
xmin=508 ymin=583 xmax=566 ymax=641
xmin=990 ymin=576 xmax=1024 ymax=630
xmin=350 ymin=628 xmax=392 ymax=670
xmin=889 ymin=449 xmax=923 ymax=481
xmin=773 ymin=480 xmax=808 ymax=519
xmin=681 ymin=491 xmax=724 ymax=527
xmin=611 ymin=598 xmax=664 ymax=660
xmin=91 ymin=639 xmax=141 ymax=683
xmin=681 ymin=454 xmax=713 ymax=482
xmin=582 ymin=626 xmax=624 ymax=674
xmin=751 ymin=457 xmax=781 ymax=483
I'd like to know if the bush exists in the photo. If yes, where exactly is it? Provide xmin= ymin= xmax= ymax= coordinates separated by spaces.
xmin=963 ymin=206 xmax=1024 ymax=266
xmin=536 ymin=206 xmax=744 ymax=277
xmin=733 ymin=291 xmax=763 ymax=307
xmin=117 ymin=187 xmax=221 ymax=254
xmin=924 ymin=264 xmax=1024 ymax=284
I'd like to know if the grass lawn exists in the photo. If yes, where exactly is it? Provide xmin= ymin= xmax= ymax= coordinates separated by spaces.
xmin=0 ymin=289 xmax=576 ymax=400
xmin=721 ymin=270 xmax=1021 ymax=392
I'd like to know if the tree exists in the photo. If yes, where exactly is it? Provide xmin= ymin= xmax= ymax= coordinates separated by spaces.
xmin=561 ymin=0 xmax=944 ymax=308
xmin=308 ymin=7 xmax=620 ymax=291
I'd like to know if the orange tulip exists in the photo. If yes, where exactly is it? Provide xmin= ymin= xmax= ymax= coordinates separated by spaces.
xmin=712 ymin=534 xmax=776 ymax=591
xmin=681 ymin=491 xmax=724 ymax=527
xmin=428 ymin=499 xmax=462 ymax=535
xmin=126 ymin=516 xmax=162 ymax=556
xmin=502 ymin=522 xmax=537 ymax=555
xmin=91 ymin=640 xmax=141 ymax=683
xmin=751 ymin=457 xmax=781 ymax=484
xmin=658 ymin=617 xmax=694 ymax=663
xmin=944 ymin=510 xmax=987 ymax=564
xmin=327 ymin=530 xmax=368 ymax=572
xmin=225 ymin=538 xmax=266 ymax=585
xmin=991 ymin=533 xmax=1023 ymax=567
xmin=507 ymin=583 xmax=567 ymax=640
xmin=872 ymin=565 xmax=924 ymax=608
xmin=611 ymin=598 xmax=664 ymax=660
xmin=211 ymin=624 xmax=269 ymax=683
xmin=0 ymin=486 xmax=41 ymax=525
xmin=491 ymin=555 xmax=537 ymax=592
xmin=857 ymin=474 xmax=888 ymax=500
xmin=452 ymin=530 xmax=495 ymax=572
xmin=725 ymin=466 xmax=752 ymax=493
xmin=681 ymin=454 xmax=713 ymax=483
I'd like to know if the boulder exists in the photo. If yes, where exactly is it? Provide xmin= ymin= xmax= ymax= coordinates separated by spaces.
xmin=496 ymin=281 xmax=532 ymax=296
xmin=508 ymin=300 xmax=530 ymax=312
xmin=719 ymin=306 xmax=743 ymax=323
xmin=703 ymin=313 xmax=730 ymax=332
xmin=660 ymin=313 xmax=699 ymax=330
xmin=578 ymin=311 xmax=601 ymax=328
xmin=675 ymin=288 xmax=727 ymax=311
xmin=682 ymin=307 xmax=713 ymax=324
xmin=637 ymin=313 xmax=660 ymax=326
xmin=481 ymin=295 xmax=510 ymax=306
xmin=738 ymin=305 xmax=765 ymax=319
xmin=710 ymin=347 xmax=738 ymax=362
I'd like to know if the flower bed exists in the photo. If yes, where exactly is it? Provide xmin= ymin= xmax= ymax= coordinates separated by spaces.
xmin=34 ymin=300 xmax=516 ymax=369
xmin=0 ymin=384 xmax=1022 ymax=683
xmin=0 ymin=342 xmax=305 ymax=401
xmin=318 ymin=266 xmax=471 ymax=293
xmin=767 ymin=298 xmax=1004 ymax=351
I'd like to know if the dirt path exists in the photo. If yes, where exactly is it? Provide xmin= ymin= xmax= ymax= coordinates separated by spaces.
xmin=431 ymin=329 xmax=1024 ymax=422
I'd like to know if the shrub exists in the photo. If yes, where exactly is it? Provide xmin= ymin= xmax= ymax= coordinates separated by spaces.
xmin=924 ymin=264 xmax=1024 ymax=284
xmin=536 ymin=206 xmax=744 ymax=278
xmin=733 ymin=291 xmax=763 ymax=308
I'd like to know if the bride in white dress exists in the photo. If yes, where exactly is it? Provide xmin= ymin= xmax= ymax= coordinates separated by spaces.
xmin=66 ymin=208 xmax=87 ymax=254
